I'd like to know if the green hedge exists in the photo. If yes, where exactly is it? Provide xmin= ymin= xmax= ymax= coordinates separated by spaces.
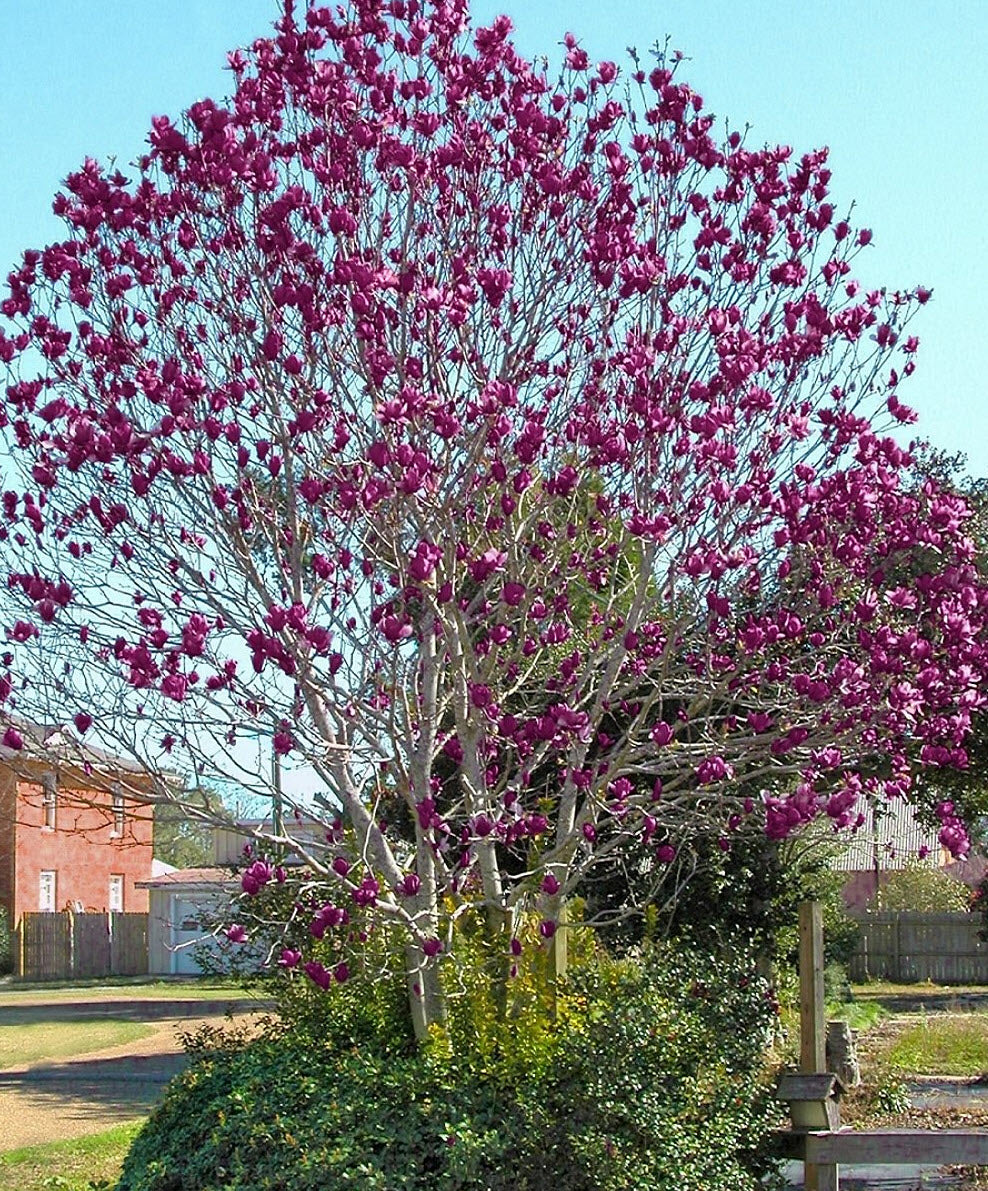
xmin=117 ymin=944 xmax=784 ymax=1191
xmin=0 ymin=905 xmax=12 ymax=976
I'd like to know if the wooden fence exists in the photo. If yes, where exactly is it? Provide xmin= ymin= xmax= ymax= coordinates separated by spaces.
xmin=15 ymin=912 xmax=149 ymax=981
xmin=849 ymin=911 xmax=988 ymax=984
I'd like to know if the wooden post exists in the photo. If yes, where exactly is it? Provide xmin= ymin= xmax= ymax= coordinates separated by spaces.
xmin=799 ymin=900 xmax=826 ymax=1072
xmin=799 ymin=900 xmax=830 ymax=1191
xmin=816 ymin=1164 xmax=839 ymax=1191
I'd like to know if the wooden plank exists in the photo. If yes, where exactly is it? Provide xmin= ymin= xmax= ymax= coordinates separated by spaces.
xmin=20 ymin=912 xmax=71 ymax=980
xmin=111 ymin=912 xmax=149 ymax=976
xmin=73 ymin=913 xmax=110 ymax=979
xmin=799 ymin=901 xmax=826 ymax=1072
xmin=816 ymin=1165 xmax=838 ymax=1191
xmin=806 ymin=1130 xmax=988 ymax=1166
xmin=777 ymin=1074 xmax=840 ymax=1100
xmin=850 ymin=912 xmax=988 ymax=985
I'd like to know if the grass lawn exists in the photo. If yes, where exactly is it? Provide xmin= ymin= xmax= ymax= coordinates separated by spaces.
xmin=0 ymin=1019 xmax=156 ymax=1069
xmin=828 ymin=999 xmax=887 ymax=1032
xmin=0 ymin=1122 xmax=143 ymax=1191
xmin=0 ymin=977 xmax=253 ymax=1004
xmin=851 ymin=981 xmax=988 ymax=999
xmin=880 ymin=1014 xmax=988 ymax=1077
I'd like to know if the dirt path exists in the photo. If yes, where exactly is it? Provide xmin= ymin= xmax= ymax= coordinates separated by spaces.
xmin=0 ymin=1006 xmax=263 ymax=1152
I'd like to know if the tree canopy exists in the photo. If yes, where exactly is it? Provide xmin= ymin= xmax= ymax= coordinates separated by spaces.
xmin=2 ymin=0 xmax=986 ymax=1034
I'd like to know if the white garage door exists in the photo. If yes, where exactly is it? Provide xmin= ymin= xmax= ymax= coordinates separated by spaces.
xmin=170 ymin=895 xmax=223 ymax=975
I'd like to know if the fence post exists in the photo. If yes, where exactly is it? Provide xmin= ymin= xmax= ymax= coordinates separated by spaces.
xmin=799 ymin=901 xmax=826 ymax=1072
xmin=799 ymin=901 xmax=829 ymax=1191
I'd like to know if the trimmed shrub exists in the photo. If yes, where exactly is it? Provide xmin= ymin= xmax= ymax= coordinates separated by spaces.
xmin=0 ymin=905 xmax=12 ymax=976
xmin=117 ymin=944 xmax=784 ymax=1191
xmin=873 ymin=860 xmax=971 ymax=913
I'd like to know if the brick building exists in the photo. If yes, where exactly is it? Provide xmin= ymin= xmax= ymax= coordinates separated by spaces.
xmin=0 ymin=723 xmax=154 ymax=925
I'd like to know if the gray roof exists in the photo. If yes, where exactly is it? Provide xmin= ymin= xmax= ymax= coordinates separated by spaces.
xmin=831 ymin=796 xmax=943 ymax=872
xmin=0 ymin=716 xmax=148 ymax=776
xmin=137 ymin=867 xmax=236 ymax=890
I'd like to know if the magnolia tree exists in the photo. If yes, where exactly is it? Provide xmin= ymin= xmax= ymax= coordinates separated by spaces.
xmin=1 ymin=0 xmax=986 ymax=1038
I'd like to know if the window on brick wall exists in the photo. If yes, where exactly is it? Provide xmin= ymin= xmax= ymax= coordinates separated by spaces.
xmin=39 ymin=870 xmax=56 ymax=912
xmin=42 ymin=773 xmax=57 ymax=831
xmin=111 ymin=787 xmax=125 ymax=835
xmin=109 ymin=874 xmax=124 ymax=912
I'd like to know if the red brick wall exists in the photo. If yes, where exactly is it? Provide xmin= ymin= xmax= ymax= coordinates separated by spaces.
xmin=12 ymin=772 xmax=153 ymax=921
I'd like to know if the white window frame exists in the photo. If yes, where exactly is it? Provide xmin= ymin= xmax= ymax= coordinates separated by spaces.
xmin=39 ymin=870 xmax=57 ymax=912
xmin=42 ymin=773 xmax=57 ymax=831
xmin=109 ymin=874 xmax=124 ymax=912
xmin=111 ymin=786 xmax=125 ymax=836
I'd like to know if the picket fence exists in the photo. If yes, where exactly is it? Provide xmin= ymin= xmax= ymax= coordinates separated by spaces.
xmin=849 ymin=911 xmax=988 ymax=984
xmin=15 ymin=911 xmax=148 ymax=981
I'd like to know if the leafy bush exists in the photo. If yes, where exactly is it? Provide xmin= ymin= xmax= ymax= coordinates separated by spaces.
xmin=873 ymin=860 xmax=971 ymax=912
xmin=0 ymin=905 xmax=12 ymax=976
xmin=823 ymin=961 xmax=851 ymax=1007
xmin=529 ymin=948 xmax=786 ymax=1191
xmin=973 ymin=873 xmax=988 ymax=941
xmin=875 ymin=1078 xmax=910 ymax=1115
xmin=117 ymin=942 xmax=784 ymax=1191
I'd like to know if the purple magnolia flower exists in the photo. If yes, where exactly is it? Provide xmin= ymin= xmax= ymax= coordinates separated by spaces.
xmin=2 ymin=0 xmax=986 ymax=1038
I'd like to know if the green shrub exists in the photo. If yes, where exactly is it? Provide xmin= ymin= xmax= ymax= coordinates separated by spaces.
xmin=973 ymin=873 xmax=988 ymax=942
xmin=0 ymin=905 xmax=12 ymax=976
xmin=530 ymin=947 xmax=786 ymax=1191
xmin=823 ymin=961 xmax=851 ymax=1007
xmin=117 ymin=943 xmax=784 ymax=1191
xmin=873 ymin=860 xmax=971 ymax=912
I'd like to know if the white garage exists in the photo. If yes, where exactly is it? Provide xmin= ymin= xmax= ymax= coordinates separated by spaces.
xmin=139 ymin=867 xmax=237 ymax=976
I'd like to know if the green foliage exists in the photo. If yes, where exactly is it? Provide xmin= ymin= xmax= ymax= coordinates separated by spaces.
xmin=116 ymin=942 xmax=784 ymax=1191
xmin=973 ymin=873 xmax=988 ymax=942
xmin=528 ymin=947 xmax=786 ymax=1191
xmin=151 ymin=791 xmax=221 ymax=869
xmin=0 ymin=904 xmax=12 ymax=976
xmin=586 ymin=821 xmax=860 ymax=993
xmin=587 ymin=829 xmax=791 ymax=958
xmin=823 ymin=962 xmax=851 ymax=1007
xmin=825 ymin=999 xmax=886 ymax=1033
xmin=880 ymin=1015 xmax=988 ymax=1077
xmin=873 ymin=860 xmax=971 ymax=912
xmin=875 ymin=1078 xmax=910 ymax=1115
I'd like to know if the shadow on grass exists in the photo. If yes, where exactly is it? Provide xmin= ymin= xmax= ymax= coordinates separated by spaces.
xmin=0 ymin=998 xmax=270 ymax=1025
xmin=0 ymin=1052 xmax=188 ymax=1119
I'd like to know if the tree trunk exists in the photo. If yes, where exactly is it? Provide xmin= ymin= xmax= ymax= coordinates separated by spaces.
xmin=405 ymin=940 xmax=447 ymax=1044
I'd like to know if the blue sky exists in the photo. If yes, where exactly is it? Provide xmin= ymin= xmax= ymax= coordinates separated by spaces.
xmin=2 ymin=0 xmax=986 ymax=475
